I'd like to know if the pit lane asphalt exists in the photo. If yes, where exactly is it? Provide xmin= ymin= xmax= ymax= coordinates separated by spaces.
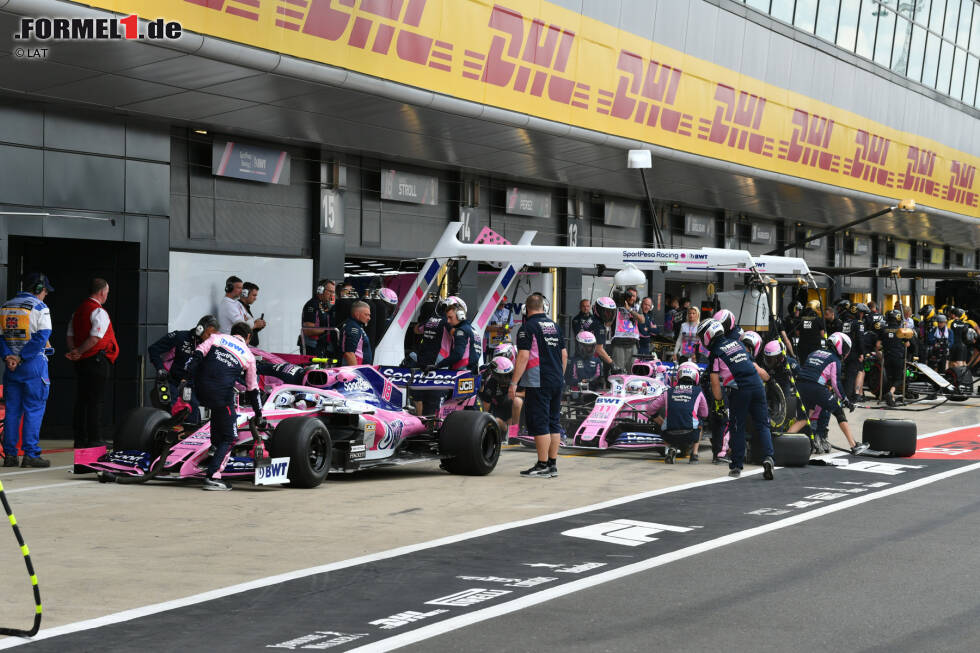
xmin=414 ymin=469 xmax=980 ymax=653
xmin=1 ymin=403 xmax=979 ymax=649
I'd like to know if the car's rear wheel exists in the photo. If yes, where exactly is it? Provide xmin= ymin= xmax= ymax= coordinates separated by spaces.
xmin=270 ymin=417 xmax=332 ymax=488
xmin=439 ymin=410 xmax=500 ymax=475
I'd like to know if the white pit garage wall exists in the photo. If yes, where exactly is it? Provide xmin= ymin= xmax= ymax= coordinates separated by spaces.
xmin=168 ymin=252 xmax=313 ymax=354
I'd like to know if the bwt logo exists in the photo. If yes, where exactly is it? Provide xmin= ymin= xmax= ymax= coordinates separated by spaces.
xmin=256 ymin=460 xmax=288 ymax=479
xmin=14 ymin=16 xmax=182 ymax=41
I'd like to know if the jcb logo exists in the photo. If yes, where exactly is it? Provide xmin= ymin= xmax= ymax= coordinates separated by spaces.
xmin=458 ymin=379 xmax=475 ymax=394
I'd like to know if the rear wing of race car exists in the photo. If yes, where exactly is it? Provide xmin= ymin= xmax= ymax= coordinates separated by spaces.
xmin=376 ymin=366 xmax=479 ymax=399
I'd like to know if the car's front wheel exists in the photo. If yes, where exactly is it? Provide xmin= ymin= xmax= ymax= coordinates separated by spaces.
xmin=270 ymin=417 xmax=332 ymax=488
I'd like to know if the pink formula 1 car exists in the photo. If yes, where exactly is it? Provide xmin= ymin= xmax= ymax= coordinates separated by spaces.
xmin=74 ymin=365 xmax=500 ymax=489
xmin=516 ymin=374 xmax=680 ymax=461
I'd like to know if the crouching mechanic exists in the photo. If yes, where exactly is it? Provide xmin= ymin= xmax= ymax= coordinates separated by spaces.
xmin=147 ymin=315 xmax=219 ymax=419
xmin=187 ymin=322 xmax=265 ymax=491
xmin=661 ymin=362 xmax=709 ymax=464
xmin=479 ymin=356 xmax=522 ymax=438
xmin=511 ymin=293 xmax=567 ymax=478
xmin=787 ymin=333 xmax=868 ymax=455
xmin=566 ymin=330 xmax=602 ymax=391
xmin=700 ymin=318 xmax=774 ymax=479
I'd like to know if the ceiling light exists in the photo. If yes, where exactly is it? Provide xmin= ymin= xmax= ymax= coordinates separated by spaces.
xmin=194 ymin=129 xmax=208 ymax=135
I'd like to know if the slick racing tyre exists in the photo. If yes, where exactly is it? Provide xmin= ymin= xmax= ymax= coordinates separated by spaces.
xmin=439 ymin=410 xmax=501 ymax=475
xmin=862 ymin=419 xmax=917 ymax=457
xmin=113 ymin=407 xmax=171 ymax=456
xmin=765 ymin=382 xmax=801 ymax=432
xmin=772 ymin=434 xmax=811 ymax=467
xmin=270 ymin=417 xmax=332 ymax=488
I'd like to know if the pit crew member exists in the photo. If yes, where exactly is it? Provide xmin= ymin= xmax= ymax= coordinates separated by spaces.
xmin=435 ymin=296 xmax=480 ymax=374
xmin=479 ymin=356 xmax=522 ymax=435
xmin=661 ymin=362 xmax=708 ymax=464
xmin=511 ymin=293 xmax=567 ymax=478
xmin=786 ymin=333 xmax=867 ymax=455
xmin=589 ymin=297 xmax=619 ymax=374
xmin=566 ymin=330 xmax=602 ymax=391
xmin=187 ymin=322 xmax=264 ymax=491
xmin=701 ymin=318 xmax=774 ymax=480
xmin=841 ymin=302 xmax=868 ymax=402
xmin=571 ymin=299 xmax=593 ymax=336
xmin=874 ymin=309 xmax=910 ymax=406
xmin=342 ymin=301 xmax=373 ymax=366
xmin=147 ymin=314 xmax=219 ymax=419
xmin=301 ymin=279 xmax=337 ymax=358
xmin=795 ymin=300 xmax=826 ymax=362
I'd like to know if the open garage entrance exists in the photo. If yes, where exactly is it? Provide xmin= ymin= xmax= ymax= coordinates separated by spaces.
xmin=6 ymin=236 xmax=140 ymax=442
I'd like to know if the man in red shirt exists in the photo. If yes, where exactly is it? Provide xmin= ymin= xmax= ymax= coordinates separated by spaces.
xmin=66 ymin=278 xmax=119 ymax=448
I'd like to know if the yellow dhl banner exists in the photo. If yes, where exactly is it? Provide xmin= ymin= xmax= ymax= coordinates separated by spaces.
xmin=79 ymin=0 xmax=979 ymax=218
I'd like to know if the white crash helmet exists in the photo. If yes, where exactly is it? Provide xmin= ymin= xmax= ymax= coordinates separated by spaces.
xmin=490 ymin=356 xmax=515 ymax=385
xmin=444 ymin=295 xmax=467 ymax=320
xmin=739 ymin=330 xmax=763 ymax=358
xmin=379 ymin=287 xmax=398 ymax=317
xmin=494 ymin=342 xmax=516 ymax=362
xmin=714 ymin=309 xmax=736 ymax=335
xmin=273 ymin=392 xmax=296 ymax=409
xmin=575 ymin=330 xmax=597 ymax=357
xmin=697 ymin=319 xmax=725 ymax=350
xmin=676 ymin=362 xmax=700 ymax=385
xmin=827 ymin=332 xmax=852 ymax=359
xmin=593 ymin=296 xmax=617 ymax=323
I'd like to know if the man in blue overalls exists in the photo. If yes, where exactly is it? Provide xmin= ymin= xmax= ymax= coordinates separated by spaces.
xmin=701 ymin=318 xmax=774 ymax=480
xmin=0 ymin=272 xmax=55 ymax=467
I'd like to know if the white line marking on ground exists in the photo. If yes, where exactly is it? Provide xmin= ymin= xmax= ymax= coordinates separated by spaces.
xmin=0 ymin=474 xmax=736 ymax=648
xmin=3 ymin=481 xmax=89 ymax=495
xmin=3 ymin=422 xmax=978 ymax=648
xmin=351 ymin=460 xmax=980 ymax=652
xmin=0 ymin=465 xmax=71 ymax=478
xmin=915 ymin=422 xmax=980 ymax=439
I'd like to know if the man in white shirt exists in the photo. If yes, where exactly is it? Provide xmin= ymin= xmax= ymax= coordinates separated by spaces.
xmin=218 ymin=276 xmax=252 ymax=334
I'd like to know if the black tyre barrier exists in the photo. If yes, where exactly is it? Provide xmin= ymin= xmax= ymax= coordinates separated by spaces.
xmin=439 ymin=410 xmax=501 ymax=475
xmin=862 ymin=418 xmax=917 ymax=457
